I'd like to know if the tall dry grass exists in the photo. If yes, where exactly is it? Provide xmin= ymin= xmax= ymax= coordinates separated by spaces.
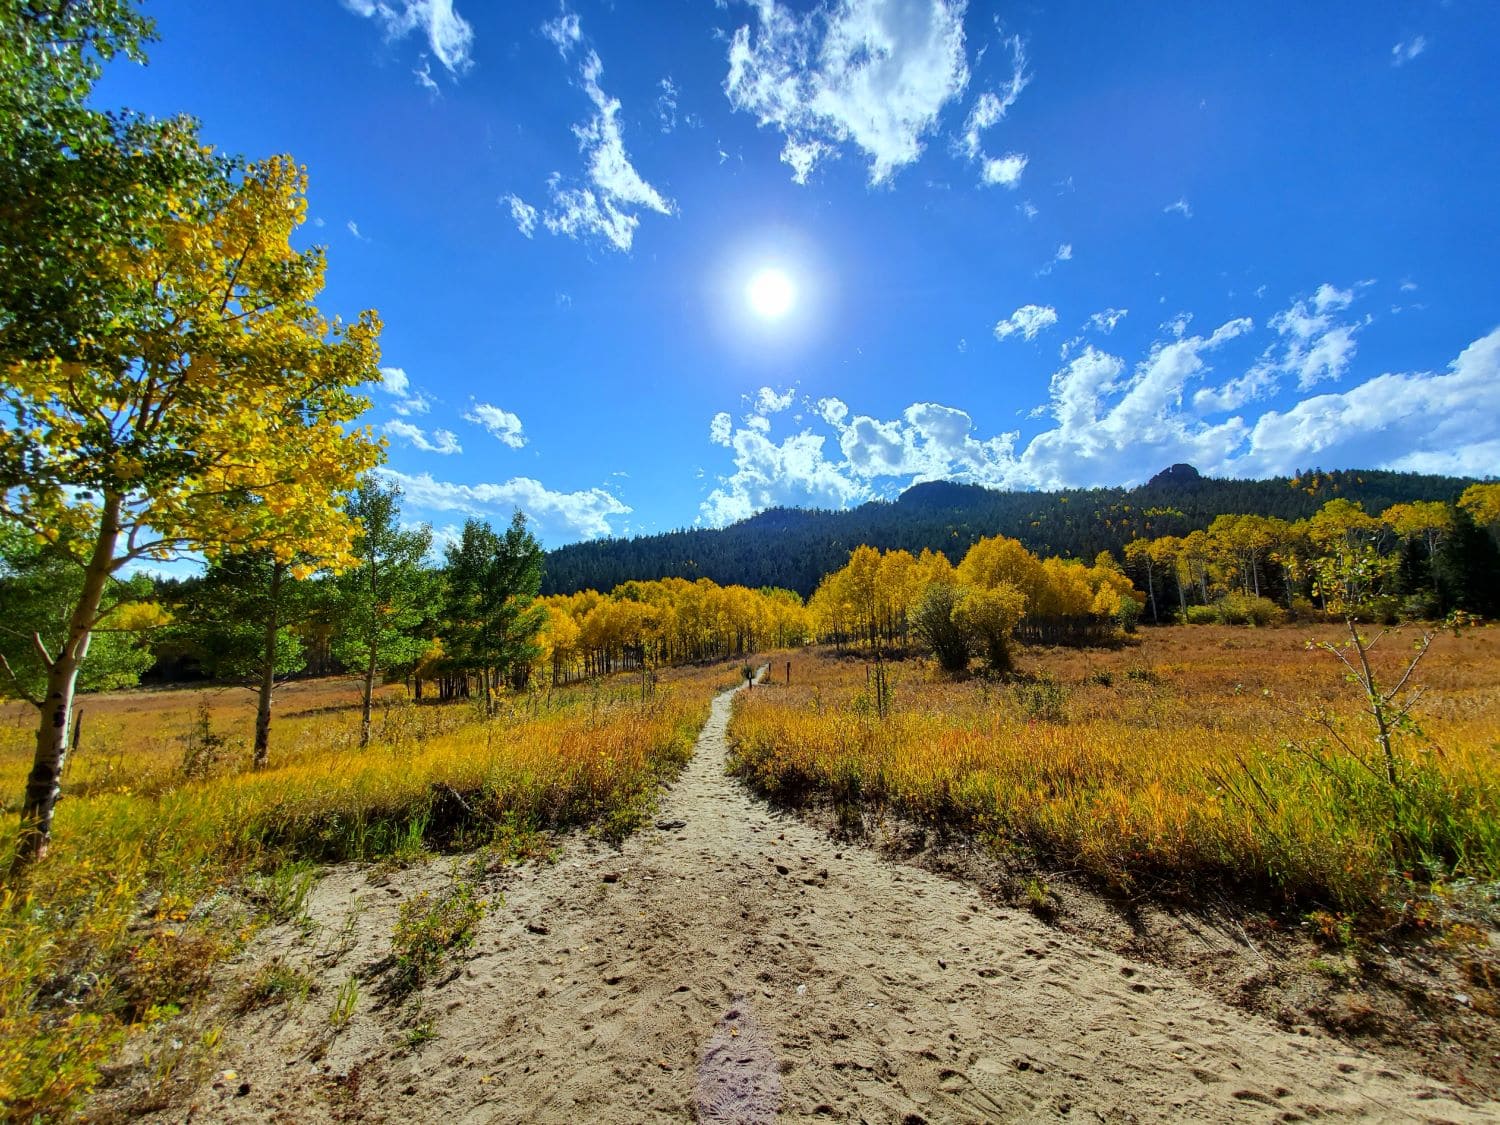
xmin=0 ymin=662 xmax=733 ymax=1119
xmin=731 ymin=627 xmax=1500 ymax=910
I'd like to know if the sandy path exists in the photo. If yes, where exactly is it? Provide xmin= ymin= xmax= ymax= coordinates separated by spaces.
xmin=185 ymin=680 xmax=1492 ymax=1123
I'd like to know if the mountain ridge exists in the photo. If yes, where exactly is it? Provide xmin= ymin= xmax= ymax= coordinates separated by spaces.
xmin=542 ymin=466 xmax=1481 ymax=598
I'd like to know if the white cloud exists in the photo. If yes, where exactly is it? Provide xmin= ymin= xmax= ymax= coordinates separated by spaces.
xmin=658 ymin=76 xmax=679 ymax=132
xmin=752 ymin=386 xmax=796 ymax=416
xmin=376 ymin=366 xmax=433 ymax=416
xmin=700 ymin=309 xmax=1500 ymax=520
xmin=414 ymin=60 xmax=438 ymax=92
xmin=701 ymin=426 xmax=867 ymax=526
xmin=710 ymin=411 xmax=734 ymax=446
xmin=1312 ymin=282 xmax=1353 ymax=313
xmin=542 ymin=6 xmax=581 ymax=56
xmin=1195 ymin=283 xmax=1367 ymax=413
xmin=724 ymin=0 xmax=972 ymax=185
xmin=994 ymin=303 xmax=1058 ymax=341
xmin=384 ymin=420 xmax=461 ymax=455
xmin=1037 ymin=241 xmax=1072 ymax=274
xmin=1164 ymin=197 xmax=1193 ymax=219
xmin=379 ymin=366 xmax=411 ymax=396
xmin=378 ymin=468 xmax=630 ymax=542
xmin=980 ymin=152 xmax=1027 ymax=188
xmin=342 ymin=0 xmax=474 ymax=79
xmin=1391 ymin=36 xmax=1427 ymax=66
xmin=504 ymin=194 xmax=538 ymax=238
xmin=960 ymin=33 xmax=1028 ymax=159
xmin=1235 ymin=327 xmax=1500 ymax=479
xmin=1018 ymin=199 xmax=1038 ymax=220
xmin=1088 ymin=307 xmax=1128 ymax=334
xmin=817 ymin=397 xmax=849 ymax=425
xmin=525 ymin=40 xmax=675 ymax=252
xmin=463 ymin=403 xmax=527 ymax=448
xmin=346 ymin=220 xmax=367 ymax=240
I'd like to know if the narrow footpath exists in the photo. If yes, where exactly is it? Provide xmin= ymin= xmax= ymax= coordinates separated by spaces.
xmin=179 ymin=679 xmax=1491 ymax=1124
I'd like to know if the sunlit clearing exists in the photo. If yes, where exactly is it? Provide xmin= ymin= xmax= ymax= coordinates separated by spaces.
xmin=747 ymin=268 xmax=795 ymax=319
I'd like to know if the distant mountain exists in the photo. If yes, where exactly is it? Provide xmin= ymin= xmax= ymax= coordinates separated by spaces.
xmin=541 ymin=467 xmax=1478 ymax=598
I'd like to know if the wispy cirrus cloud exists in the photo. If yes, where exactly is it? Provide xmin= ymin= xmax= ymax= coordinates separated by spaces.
xmin=342 ymin=0 xmax=474 ymax=81
xmin=507 ymin=17 xmax=674 ymax=252
xmin=1391 ymin=35 xmax=1427 ymax=66
xmin=385 ymin=420 xmax=461 ymax=455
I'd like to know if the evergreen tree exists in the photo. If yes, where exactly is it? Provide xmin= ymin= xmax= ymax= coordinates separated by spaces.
xmin=332 ymin=482 xmax=434 ymax=747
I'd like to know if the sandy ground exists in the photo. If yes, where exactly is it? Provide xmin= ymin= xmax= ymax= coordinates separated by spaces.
xmin=150 ymin=678 xmax=1496 ymax=1124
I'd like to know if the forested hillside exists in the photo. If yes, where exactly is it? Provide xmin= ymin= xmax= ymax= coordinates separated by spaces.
xmin=543 ymin=466 xmax=1481 ymax=597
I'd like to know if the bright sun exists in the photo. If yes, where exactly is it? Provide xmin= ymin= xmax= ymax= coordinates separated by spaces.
xmin=746 ymin=268 xmax=795 ymax=319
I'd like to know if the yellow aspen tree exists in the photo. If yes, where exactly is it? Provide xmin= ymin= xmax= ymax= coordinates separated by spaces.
xmin=0 ymin=155 xmax=383 ymax=865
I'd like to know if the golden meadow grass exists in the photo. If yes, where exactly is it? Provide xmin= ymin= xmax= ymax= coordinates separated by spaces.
xmin=731 ymin=626 xmax=1500 ymax=912
xmin=0 ymin=661 xmax=736 ymax=1119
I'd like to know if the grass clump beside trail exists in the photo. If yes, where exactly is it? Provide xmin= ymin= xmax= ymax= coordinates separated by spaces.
xmin=730 ymin=627 xmax=1500 ymax=914
xmin=0 ymin=664 xmax=726 ymax=1121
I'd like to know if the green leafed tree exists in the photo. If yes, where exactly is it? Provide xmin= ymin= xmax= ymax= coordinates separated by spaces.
xmin=0 ymin=523 xmax=159 ymax=702
xmin=332 ymin=481 xmax=435 ymax=748
xmin=167 ymin=550 xmax=314 ymax=767
xmin=0 ymin=139 xmax=384 ymax=863
xmin=442 ymin=514 xmax=546 ymax=709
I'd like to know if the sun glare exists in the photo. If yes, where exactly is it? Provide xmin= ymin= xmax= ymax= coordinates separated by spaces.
xmin=747 ymin=268 xmax=795 ymax=319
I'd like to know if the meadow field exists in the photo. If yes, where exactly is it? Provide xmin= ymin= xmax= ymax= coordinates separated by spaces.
xmin=731 ymin=624 xmax=1500 ymax=913
xmin=0 ymin=660 xmax=745 ymax=1119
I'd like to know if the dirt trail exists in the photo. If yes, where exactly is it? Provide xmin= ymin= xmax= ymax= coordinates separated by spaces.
xmin=179 ymin=680 xmax=1493 ymax=1123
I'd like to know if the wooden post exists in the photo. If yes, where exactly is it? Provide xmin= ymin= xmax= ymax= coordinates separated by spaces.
xmin=785 ymin=661 xmax=791 ymax=686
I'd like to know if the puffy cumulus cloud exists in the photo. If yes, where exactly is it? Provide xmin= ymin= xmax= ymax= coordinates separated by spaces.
xmin=699 ymin=397 xmax=1026 ymax=526
xmin=1018 ymin=318 xmax=1254 ymax=487
xmin=376 ymin=366 xmax=433 ymax=416
xmin=710 ymin=411 xmax=733 ymax=446
xmin=510 ymin=28 xmax=674 ymax=252
xmin=700 ymin=426 xmax=867 ymax=526
xmin=751 ymin=385 xmax=796 ymax=416
xmin=379 ymin=366 xmax=410 ymax=396
xmin=979 ymin=153 xmax=1026 ymax=187
xmin=463 ymin=402 xmax=526 ymax=448
xmin=724 ymin=0 xmax=973 ymax=185
xmin=503 ymin=194 xmax=538 ymax=238
xmin=817 ymin=396 xmax=849 ymax=425
xmin=1087 ymin=307 xmax=1128 ymax=334
xmin=384 ymin=420 xmax=461 ymax=455
xmin=342 ymin=0 xmax=474 ymax=80
xmin=993 ymin=303 xmax=1057 ymax=341
xmin=699 ymin=317 xmax=1500 ymax=523
xmin=378 ymin=468 xmax=631 ymax=543
xmin=1234 ymin=327 xmax=1500 ymax=479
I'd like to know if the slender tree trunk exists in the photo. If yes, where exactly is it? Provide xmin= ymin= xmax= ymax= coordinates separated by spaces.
xmin=360 ymin=646 xmax=377 ymax=749
xmin=15 ymin=494 xmax=122 ymax=869
xmin=253 ymin=561 xmax=283 ymax=769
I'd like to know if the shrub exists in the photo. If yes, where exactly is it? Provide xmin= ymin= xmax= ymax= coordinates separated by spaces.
xmin=390 ymin=881 xmax=486 ymax=994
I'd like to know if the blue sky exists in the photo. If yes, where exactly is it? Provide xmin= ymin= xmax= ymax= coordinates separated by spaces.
xmin=99 ymin=0 xmax=1500 ymax=548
